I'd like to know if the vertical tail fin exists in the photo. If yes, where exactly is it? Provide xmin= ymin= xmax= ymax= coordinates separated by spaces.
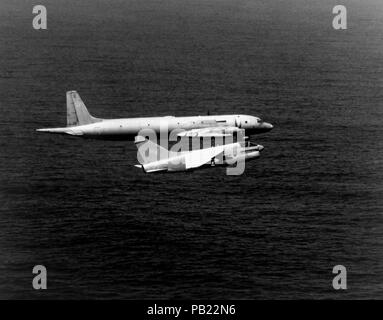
xmin=66 ymin=91 xmax=100 ymax=126
xmin=135 ymin=136 xmax=169 ymax=164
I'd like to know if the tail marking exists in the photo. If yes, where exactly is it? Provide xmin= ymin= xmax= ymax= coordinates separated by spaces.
xmin=66 ymin=91 xmax=100 ymax=126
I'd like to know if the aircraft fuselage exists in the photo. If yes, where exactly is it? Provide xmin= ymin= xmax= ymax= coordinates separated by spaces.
xmin=37 ymin=114 xmax=273 ymax=140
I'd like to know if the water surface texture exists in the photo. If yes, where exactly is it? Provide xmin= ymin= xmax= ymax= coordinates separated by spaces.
xmin=0 ymin=0 xmax=382 ymax=299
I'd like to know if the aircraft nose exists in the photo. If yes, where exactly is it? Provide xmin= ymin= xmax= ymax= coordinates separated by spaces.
xmin=261 ymin=122 xmax=273 ymax=131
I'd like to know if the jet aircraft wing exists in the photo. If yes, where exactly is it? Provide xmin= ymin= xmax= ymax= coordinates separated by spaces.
xmin=184 ymin=145 xmax=227 ymax=170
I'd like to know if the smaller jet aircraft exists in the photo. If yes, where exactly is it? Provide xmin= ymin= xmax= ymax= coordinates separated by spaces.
xmin=134 ymin=135 xmax=264 ymax=173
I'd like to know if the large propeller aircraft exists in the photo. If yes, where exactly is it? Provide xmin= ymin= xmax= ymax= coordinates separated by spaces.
xmin=36 ymin=91 xmax=273 ymax=140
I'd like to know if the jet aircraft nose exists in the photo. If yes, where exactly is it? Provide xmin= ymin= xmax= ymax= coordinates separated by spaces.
xmin=260 ymin=122 xmax=273 ymax=132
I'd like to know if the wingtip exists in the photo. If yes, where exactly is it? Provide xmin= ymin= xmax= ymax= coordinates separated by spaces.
xmin=134 ymin=164 xmax=147 ymax=173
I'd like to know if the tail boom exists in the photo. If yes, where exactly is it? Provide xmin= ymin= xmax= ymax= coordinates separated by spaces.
xmin=36 ymin=127 xmax=84 ymax=135
xmin=37 ymin=90 xmax=100 ymax=135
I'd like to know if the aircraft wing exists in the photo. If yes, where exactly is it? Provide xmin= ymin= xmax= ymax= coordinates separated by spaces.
xmin=184 ymin=145 xmax=226 ymax=170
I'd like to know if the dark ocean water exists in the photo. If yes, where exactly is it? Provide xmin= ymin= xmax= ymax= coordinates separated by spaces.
xmin=1 ymin=0 xmax=383 ymax=299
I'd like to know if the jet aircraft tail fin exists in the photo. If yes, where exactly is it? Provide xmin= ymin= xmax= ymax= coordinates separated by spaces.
xmin=66 ymin=91 xmax=100 ymax=126
xmin=134 ymin=136 xmax=170 ymax=165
